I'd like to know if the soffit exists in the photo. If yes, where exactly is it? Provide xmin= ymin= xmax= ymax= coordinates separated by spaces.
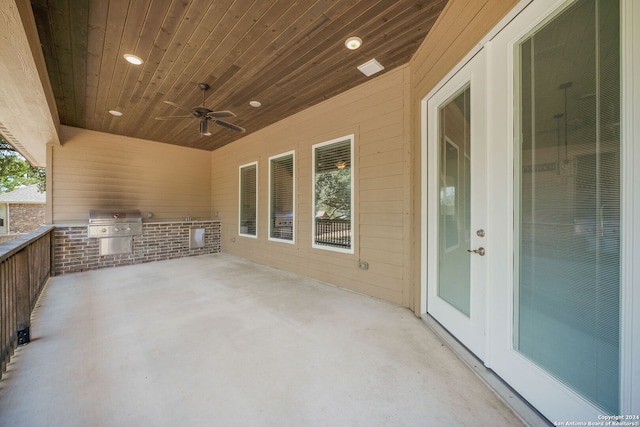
xmin=0 ymin=0 xmax=60 ymax=167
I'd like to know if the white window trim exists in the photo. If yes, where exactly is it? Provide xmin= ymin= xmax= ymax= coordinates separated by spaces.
xmin=238 ymin=161 xmax=258 ymax=239
xmin=268 ymin=150 xmax=295 ymax=244
xmin=311 ymin=134 xmax=355 ymax=254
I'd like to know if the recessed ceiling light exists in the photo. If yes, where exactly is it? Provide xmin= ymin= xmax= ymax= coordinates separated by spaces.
xmin=249 ymin=100 xmax=262 ymax=108
xmin=357 ymin=58 xmax=384 ymax=77
xmin=123 ymin=54 xmax=143 ymax=65
xmin=109 ymin=110 xmax=123 ymax=116
xmin=345 ymin=36 xmax=362 ymax=50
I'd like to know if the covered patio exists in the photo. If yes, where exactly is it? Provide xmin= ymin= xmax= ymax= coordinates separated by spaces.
xmin=3 ymin=0 xmax=638 ymax=422
xmin=0 ymin=254 xmax=523 ymax=426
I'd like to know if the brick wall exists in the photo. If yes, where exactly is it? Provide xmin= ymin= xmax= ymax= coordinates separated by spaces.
xmin=54 ymin=221 xmax=221 ymax=275
xmin=9 ymin=204 xmax=46 ymax=233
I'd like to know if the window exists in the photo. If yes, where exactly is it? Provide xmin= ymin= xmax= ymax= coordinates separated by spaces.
xmin=239 ymin=162 xmax=257 ymax=237
xmin=312 ymin=135 xmax=353 ymax=252
xmin=269 ymin=151 xmax=294 ymax=242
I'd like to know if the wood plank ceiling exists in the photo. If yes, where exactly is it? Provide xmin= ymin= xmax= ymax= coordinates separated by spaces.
xmin=31 ymin=0 xmax=447 ymax=151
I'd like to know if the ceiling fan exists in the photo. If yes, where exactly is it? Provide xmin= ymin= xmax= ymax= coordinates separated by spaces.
xmin=155 ymin=83 xmax=246 ymax=136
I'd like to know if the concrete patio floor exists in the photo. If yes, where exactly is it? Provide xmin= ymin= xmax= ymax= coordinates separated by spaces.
xmin=0 ymin=254 xmax=526 ymax=426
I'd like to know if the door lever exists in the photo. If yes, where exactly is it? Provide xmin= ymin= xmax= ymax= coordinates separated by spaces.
xmin=467 ymin=247 xmax=485 ymax=256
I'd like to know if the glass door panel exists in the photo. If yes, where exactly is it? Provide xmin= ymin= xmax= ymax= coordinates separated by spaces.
xmin=439 ymin=88 xmax=471 ymax=317
xmin=515 ymin=0 xmax=620 ymax=413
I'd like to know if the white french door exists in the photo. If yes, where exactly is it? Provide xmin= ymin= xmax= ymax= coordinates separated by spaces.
xmin=425 ymin=49 xmax=487 ymax=360
xmin=423 ymin=0 xmax=640 ymax=421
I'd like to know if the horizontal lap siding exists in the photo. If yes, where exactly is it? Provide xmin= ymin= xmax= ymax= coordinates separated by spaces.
xmin=212 ymin=66 xmax=410 ymax=305
xmin=411 ymin=0 xmax=518 ymax=95
xmin=51 ymin=126 xmax=212 ymax=222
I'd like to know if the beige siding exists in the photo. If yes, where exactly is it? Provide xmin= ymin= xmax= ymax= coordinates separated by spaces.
xmin=408 ymin=0 xmax=520 ymax=312
xmin=51 ymin=126 xmax=211 ymax=222
xmin=212 ymin=66 xmax=411 ymax=305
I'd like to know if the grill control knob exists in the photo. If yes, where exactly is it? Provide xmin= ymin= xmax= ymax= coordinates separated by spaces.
xmin=102 ymin=228 xmax=107 ymax=233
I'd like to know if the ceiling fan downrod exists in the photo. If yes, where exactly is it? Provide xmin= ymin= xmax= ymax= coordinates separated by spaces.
xmin=198 ymin=83 xmax=210 ymax=106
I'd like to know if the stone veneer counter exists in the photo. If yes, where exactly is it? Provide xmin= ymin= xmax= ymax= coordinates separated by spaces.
xmin=53 ymin=221 xmax=221 ymax=275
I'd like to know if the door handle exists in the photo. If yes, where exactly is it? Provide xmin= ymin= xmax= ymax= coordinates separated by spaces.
xmin=467 ymin=247 xmax=485 ymax=256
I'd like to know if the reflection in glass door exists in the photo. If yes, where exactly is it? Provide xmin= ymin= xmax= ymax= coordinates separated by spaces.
xmin=514 ymin=0 xmax=620 ymax=414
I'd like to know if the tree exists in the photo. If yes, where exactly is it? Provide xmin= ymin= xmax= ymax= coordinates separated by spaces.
xmin=315 ymin=169 xmax=351 ymax=219
xmin=0 ymin=135 xmax=46 ymax=193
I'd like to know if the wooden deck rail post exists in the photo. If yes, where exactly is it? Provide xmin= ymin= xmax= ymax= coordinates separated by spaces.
xmin=15 ymin=249 xmax=31 ymax=344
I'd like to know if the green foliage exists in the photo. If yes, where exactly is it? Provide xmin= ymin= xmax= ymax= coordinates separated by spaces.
xmin=0 ymin=135 xmax=46 ymax=193
xmin=315 ymin=168 xmax=351 ymax=218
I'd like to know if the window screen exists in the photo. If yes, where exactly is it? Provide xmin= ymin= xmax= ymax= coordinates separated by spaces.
xmin=239 ymin=162 xmax=257 ymax=237
xmin=313 ymin=136 xmax=353 ymax=251
xmin=269 ymin=152 xmax=294 ymax=242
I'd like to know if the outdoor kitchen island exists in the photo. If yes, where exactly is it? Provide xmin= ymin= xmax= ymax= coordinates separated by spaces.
xmin=53 ymin=219 xmax=221 ymax=275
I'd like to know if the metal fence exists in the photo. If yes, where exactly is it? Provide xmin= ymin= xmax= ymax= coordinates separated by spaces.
xmin=315 ymin=219 xmax=351 ymax=249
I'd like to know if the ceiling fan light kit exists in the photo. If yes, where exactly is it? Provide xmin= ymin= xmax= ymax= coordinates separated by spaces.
xmin=155 ymin=83 xmax=246 ymax=136
xmin=199 ymin=120 xmax=211 ymax=136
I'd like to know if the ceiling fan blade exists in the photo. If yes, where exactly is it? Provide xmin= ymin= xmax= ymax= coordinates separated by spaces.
xmin=163 ymin=100 xmax=193 ymax=113
xmin=206 ymin=110 xmax=236 ymax=119
xmin=215 ymin=120 xmax=246 ymax=133
xmin=155 ymin=115 xmax=194 ymax=120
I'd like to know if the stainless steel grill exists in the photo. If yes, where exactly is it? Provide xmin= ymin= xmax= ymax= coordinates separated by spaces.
xmin=88 ymin=209 xmax=142 ymax=255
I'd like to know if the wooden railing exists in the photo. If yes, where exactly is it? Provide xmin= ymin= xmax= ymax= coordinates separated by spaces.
xmin=0 ymin=226 xmax=54 ymax=379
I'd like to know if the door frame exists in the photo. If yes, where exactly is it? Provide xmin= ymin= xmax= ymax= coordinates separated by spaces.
xmin=619 ymin=0 xmax=640 ymax=414
xmin=420 ymin=0 xmax=640 ymax=420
